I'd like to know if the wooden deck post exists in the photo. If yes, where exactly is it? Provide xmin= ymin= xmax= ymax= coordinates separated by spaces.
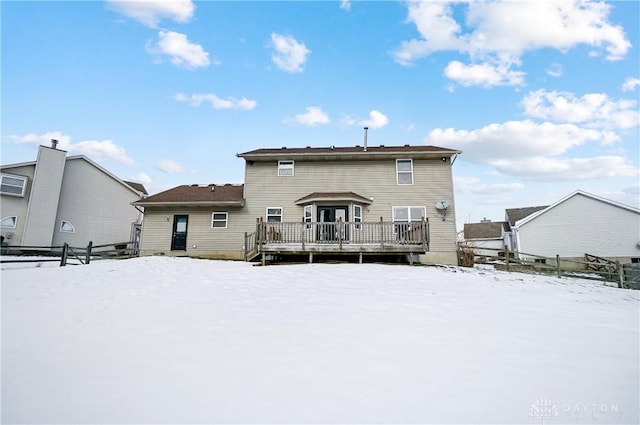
xmin=358 ymin=252 xmax=363 ymax=264
xmin=309 ymin=252 xmax=313 ymax=264
xmin=379 ymin=217 xmax=384 ymax=249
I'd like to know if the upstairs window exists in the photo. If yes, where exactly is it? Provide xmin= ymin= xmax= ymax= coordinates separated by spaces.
xmin=396 ymin=159 xmax=413 ymax=185
xmin=211 ymin=212 xmax=228 ymax=228
xmin=266 ymin=207 xmax=283 ymax=222
xmin=1 ymin=174 xmax=27 ymax=197
xmin=278 ymin=160 xmax=295 ymax=176
xmin=1 ymin=216 xmax=17 ymax=228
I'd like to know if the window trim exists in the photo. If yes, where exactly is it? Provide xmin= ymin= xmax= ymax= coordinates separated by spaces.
xmin=392 ymin=206 xmax=426 ymax=222
xmin=60 ymin=220 xmax=76 ymax=233
xmin=211 ymin=212 xmax=229 ymax=229
xmin=1 ymin=174 xmax=28 ymax=197
xmin=353 ymin=205 xmax=363 ymax=230
xmin=0 ymin=216 xmax=18 ymax=229
xmin=266 ymin=207 xmax=283 ymax=223
xmin=277 ymin=160 xmax=295 ymax=177
xmin=304 ymin=205 xmax=312 ymax=228
xmin=396 ymin=159 xmax=414 ymax=185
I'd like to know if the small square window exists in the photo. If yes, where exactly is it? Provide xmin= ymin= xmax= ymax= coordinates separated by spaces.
xmin=278 ymin=161 xmax=294 ymax=176
xmin=267 ymin=207 xmax=283 ymax=222
xmin=212 ymin=212 xmax=228 ymax=228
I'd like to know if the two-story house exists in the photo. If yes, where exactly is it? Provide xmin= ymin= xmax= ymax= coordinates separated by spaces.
xmin=135 ymin=144 xmax=461 ymax=265
xmin=1 ymin=142 xmax=147 ymax=250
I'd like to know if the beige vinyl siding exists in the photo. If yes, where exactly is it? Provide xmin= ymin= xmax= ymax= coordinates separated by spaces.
xmin=240 ymin=158 xmax=458 ymax=254
xmin=0 ymin=165 xmax=36 ymax=246
xmin=22 ymin=146 xmax=67 ymax=246
xmin=139 ymin=208 xmax=245 ymax=259
xmin=52 ymin=159 xmax=142 ymax=246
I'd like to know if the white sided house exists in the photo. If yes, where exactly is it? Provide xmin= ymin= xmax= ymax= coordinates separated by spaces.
xmin=462 ymin=220 xmax=508 ymax=258
xmin=136 ymin=144 xmax=462 ymax=265
xmin=1 ymin=143 xmax=146 ymax=249
xmin=512 ymin=190 xmax=640 ymax=263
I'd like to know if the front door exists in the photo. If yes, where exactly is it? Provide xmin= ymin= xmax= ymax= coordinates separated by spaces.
xmin=317 ymin=206 xmax=348 ymax=242
xmin=171 ymin=215 xmax=188 ymax=250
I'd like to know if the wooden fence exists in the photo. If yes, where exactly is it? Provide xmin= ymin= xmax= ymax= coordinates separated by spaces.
xmin=458 ymin=244 xmax=637 ymax=289
xmin=0 ymin=241 xmax=137 ymax=267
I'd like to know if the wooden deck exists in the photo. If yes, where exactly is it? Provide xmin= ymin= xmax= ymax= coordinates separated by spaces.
xmin=244 ymin=219 xmax=429 ymax=263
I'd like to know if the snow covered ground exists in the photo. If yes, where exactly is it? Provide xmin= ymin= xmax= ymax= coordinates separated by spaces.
xmin=2 ymin=257 xmax=638 ymax=424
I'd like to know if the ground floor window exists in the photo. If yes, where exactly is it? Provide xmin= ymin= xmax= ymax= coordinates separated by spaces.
xmin=353 ymin=205 xmax=363 ymax=229
xmin=267 ymin=207 xmax=283 ymax=222
xmin=1 ymin=216 xmax=17 ymax=228
xmin=392 ymin=206 xmax=426 ymax=222
xmin=60 ymin=220 xmax=75 ymax=233
xmin=304 ymin=205 xmax=312 ymax=228
xmin=211 ymin=212 xmax=228 ymax=228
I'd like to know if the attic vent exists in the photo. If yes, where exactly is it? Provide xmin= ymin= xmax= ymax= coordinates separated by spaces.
xmin=191 ymin=184 xmax=198 ymax=187
xmin=211 ymin=185 xmax=215 ymax=191
xmin=282 ymin=146 xmax=287 ymax=149
xmin=404 ymin=144 xmax=410 ymax=147
xmin=379 ymin=144 xmax=385 ymax=147
xmin=306 ymin=146 xmax=311 ymax=148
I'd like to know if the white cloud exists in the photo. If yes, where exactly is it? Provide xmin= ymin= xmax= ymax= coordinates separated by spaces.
xmin=147 ymin=31 xmax=210 ymax=70
xmin=175 ymin=93 xmax=257 ymax=110
xmin=340 ymin=0 xmax=351 ymax=11
xmin=621 ymin=77 xmax=640 ymax=92
xmin=522 ymin=89 xmax=640 ymax=130
xmin=130 ymin=172 xmax=152 ymax=185
xmin=455 ymin=176 xmax=525 ymax=195
xmin=341 ymin=110 xmax=389 ymax=129
xmin=393 ymin=1 xmax=631 ymax=87
xmin=426 ymin=120 xmax=603 ymax=162
xmin=294 ymin=107 xmax=330 ymax=126
xmin=361 ymin=110 xmax=389 ymax=129
xmin=106 ymin=0 xmax=195 ymax=28
xmin=4 ymin=131 xmax=134 ymax=165
xmin=156 ymin=159 xmax=187 ymax=174
xmin=546 ymin=63 xmax=563 ymax=78
xmin=270 ymin=33 xmax=311 ymax=73
xmin=490 ymin=156 xmax=639 ymax=181
xmin=444 ymin=60 xmax=525 ymax=87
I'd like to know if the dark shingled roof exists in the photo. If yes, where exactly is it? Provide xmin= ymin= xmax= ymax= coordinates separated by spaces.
xmin=124 ymin=181 xmax=148 ymax=195
xmin=239 ymin=145 xmax=458 ymax=156
xmin=505 ymin=206 xmax=548 ymax=227
xmin=464 ymin=222 xmax=507 ymax=240
xmin=134 ymin=184 xmax=244 ymax=206
xmin=295 ymin=191 xmax=373 ymax=205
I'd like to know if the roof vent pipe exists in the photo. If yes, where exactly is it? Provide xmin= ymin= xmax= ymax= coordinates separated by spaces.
xmin=51 ymin=139 xmax=59 ymax=149
xmin=363 ymin=127 xmax=368 ymax=151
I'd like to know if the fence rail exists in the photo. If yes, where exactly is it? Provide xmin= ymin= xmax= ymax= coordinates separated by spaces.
xmin=458 ymin=244 xmax=635 ymax=289
xmin=1 ymin=241 xmax=137 ymax=267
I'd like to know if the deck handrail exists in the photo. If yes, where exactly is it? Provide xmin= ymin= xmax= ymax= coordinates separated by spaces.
xmin=256 ymin=219 xmax=429 ymax=247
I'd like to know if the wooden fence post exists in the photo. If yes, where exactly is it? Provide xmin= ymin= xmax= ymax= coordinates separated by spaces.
xmin=505 ymin=247 xmax=510 ymax=272
xmin=86 ymin=241 xmax=93 ymax=265
xmin=60 ymin=243 xmax=68 ymax=267
xmin=556 ymin=254 xmax=561 ymax=278
xmin=617 ymin=261 xmax=624 ymax=289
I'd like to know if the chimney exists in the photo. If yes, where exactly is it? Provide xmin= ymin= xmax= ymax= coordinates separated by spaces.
xmin=363 ymin=127 xmax=368 ymax=151
xmin=51 ymin=139 xmax=59 ymax=149
xmin=481 ymin=217 xmax=491 ymax=223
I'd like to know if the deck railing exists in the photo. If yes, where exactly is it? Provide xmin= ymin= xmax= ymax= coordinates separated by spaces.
xmin=245 ymin=218 xmax=429 ymax=255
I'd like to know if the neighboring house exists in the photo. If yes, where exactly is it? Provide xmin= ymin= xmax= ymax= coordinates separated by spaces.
xmin=511 ymin=190 xmax=640 ymax=263
xmin=1 ymin=142 xmax=146 ymax=249
xmin=462 ymin=219 xmax=508 ymax=257
xmin=136 ymin=144 xmax=462 ymax=265
xmin=503 ymin=205 xmax=548 ymax=251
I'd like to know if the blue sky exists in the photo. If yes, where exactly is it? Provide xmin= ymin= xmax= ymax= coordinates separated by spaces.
xmin=2 ymin=0 xmax=639 ymax=229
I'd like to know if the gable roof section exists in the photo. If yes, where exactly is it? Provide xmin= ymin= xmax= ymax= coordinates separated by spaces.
xmin=2 ymin=154 xmax=145 ymax=197
xmin=134 ymin=184 xmax=244 ymax=207
xmin=505 ymin=206 xmax=548 ymax=227
xmin=294 ymin=191 xmax=373 ymax=205
xmin=238 ymin=145 xmax=461 ymax=161
xmin=514 ymin=190 xmax=640 ymax=228
xmin=464 ymin=222 xmax=506 ymax=240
